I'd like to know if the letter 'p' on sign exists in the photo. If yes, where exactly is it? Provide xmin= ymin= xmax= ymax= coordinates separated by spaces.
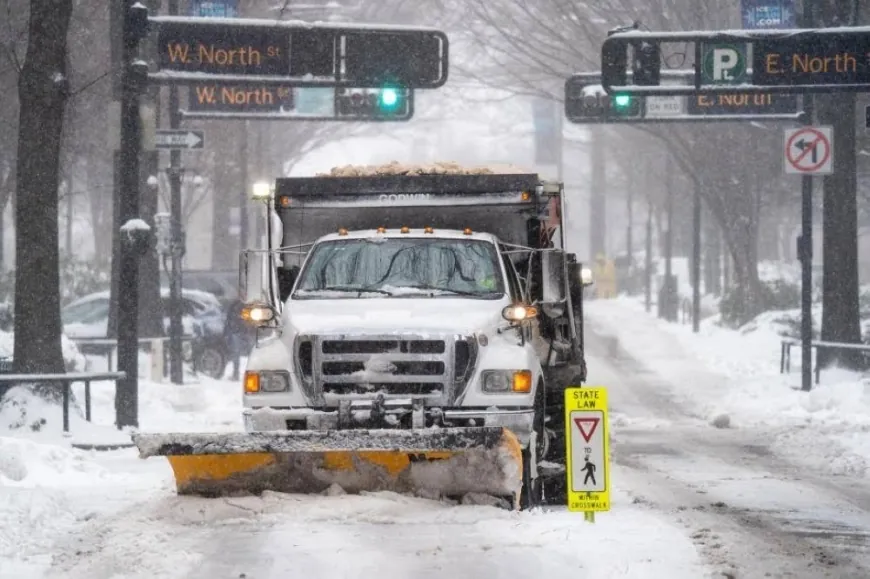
xmin=702 ymin=43 xmax=747 ymax=84
xmin=713 ymin=48 xmax=738 ymax=80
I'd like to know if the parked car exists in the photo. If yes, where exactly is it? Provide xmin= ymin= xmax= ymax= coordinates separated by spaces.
xmin=62 ymin=288 xmax=230 ymax=378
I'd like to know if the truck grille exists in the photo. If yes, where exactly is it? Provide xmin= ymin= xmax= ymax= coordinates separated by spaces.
xmin=298 ymin=333 xmax=476 ymax=406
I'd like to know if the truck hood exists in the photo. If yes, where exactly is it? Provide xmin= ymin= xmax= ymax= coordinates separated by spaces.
xmin=284 ymin=298 xmax=508 ymax=335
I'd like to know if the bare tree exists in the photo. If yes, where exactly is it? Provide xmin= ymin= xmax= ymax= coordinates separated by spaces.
xmin=445 ymin=0 xmax=799 ymax=323
xmin=10 ymin=0 xmax=73 ymax=390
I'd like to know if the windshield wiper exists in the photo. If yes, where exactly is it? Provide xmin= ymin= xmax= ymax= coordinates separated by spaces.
xmin=317 ymin=285 xmax=394 ymax=296
xmin=397 ymin=284 xmax=491 ymax=297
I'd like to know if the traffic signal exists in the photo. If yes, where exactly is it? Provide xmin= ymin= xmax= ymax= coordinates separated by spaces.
xmin=632 ymin=41 xmax=661 ymax=86
xmin=564 ymin=75 xmax=644 ymax=123
xmin=378 ymin=87 xmax=401 ymax=111
xmin=610 ymin=93 xmax=641 ymax=116
xmin=335 ymin=87 xmax=413 ymax=121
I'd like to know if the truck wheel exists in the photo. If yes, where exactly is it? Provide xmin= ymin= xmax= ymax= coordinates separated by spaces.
xmin=540 ymin=370 xmax=584 ymax=506
xmin=196 ymin=347 xmax=226 ymax=379
xmin=519 ymin=383 xmax=546 ymax=510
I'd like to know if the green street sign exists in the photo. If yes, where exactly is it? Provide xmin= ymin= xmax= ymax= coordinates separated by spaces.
xmin=701 ymin=44 xmax=747 ymax=84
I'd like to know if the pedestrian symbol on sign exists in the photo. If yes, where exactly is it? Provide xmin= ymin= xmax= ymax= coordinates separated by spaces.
xmin=582 ymin=456 xmax=597 ymax=486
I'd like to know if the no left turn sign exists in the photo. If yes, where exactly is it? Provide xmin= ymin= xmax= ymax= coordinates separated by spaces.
xmin=784 ymin=126 xmax=833 ymax=175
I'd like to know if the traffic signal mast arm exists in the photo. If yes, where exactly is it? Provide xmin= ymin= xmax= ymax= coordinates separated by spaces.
xmin=601 ymin=25 xmax=870 ymax=96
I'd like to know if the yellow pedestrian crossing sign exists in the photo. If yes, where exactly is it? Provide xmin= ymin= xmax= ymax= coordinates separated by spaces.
xmin=565 ymin=386 xmax=610 ymax=513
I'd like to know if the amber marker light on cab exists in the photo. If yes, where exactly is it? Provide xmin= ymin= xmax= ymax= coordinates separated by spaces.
xmin=244 ymin=372 xmax=260 ymax=393
xmin=512 ymin=370 xmax=532 ymax=393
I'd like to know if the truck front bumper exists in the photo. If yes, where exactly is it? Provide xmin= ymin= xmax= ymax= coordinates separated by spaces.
xmin=242 ymin=406 xmax=536 ymax=447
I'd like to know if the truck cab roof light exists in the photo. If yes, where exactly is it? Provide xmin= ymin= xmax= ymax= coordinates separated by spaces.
xmin=400 ymin=226 xmax=410 ymax=234
xmin=338 ymin=228 xmax=349 ymax=236
xmin=376 ymin=226 xmax=387 ymax=233
xmin=424 ymin=226 xmax=434 ymax=234
xmin=463 ymin=228 xmax=473 ymax=235
xmin=279 ymin=196 xmax=291 ymax=207
xmin=521 ymin=191 xmax=531 ymax=201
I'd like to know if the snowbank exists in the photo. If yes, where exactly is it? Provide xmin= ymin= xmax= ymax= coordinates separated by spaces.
xmin=586 ymin=297 xmax=870 ymax=477
xmin=0 ymin=327 xmax=85 ymax=371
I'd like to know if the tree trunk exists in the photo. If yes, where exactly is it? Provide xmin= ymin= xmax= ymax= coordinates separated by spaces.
xmin=720 ymin=203 xmax=764 ymax=326
xmin=817 ymin=92 xmax=863 ymax=369
xmin=8 ymin=0 xmax=73 ymax=400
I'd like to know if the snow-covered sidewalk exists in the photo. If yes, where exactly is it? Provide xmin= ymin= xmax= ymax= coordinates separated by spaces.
xmin=585 ymin=296 xmax=870 ymax=478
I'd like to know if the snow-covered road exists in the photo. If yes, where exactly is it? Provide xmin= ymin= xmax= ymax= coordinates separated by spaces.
xmin=587 ymin=320 xmax=870 ymax=578
xmin=5 ymin=298 xmax=870 ymax=578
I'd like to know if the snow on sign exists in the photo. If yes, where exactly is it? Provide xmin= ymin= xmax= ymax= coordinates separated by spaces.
xmin=155 ymin=130 xmax=205 ymax=150
xmin=783 ymin=126 xmax=833 ymax=175
xmin=564 ymin=386 xmax=610 ymax=513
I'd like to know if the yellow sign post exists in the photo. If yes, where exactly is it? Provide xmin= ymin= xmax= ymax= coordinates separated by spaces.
xmin=564 ymin=386 xmax=610 ymax=521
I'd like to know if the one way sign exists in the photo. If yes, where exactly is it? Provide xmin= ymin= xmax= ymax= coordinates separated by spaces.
xmin=155 ymin=130 xmax=205 ymax=151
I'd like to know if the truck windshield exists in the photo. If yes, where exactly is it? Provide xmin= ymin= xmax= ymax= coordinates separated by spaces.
xmin=293 ymin=237 xmax=506 ymax=299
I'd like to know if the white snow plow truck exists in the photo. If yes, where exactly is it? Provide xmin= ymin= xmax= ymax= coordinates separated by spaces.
xmin=132 ymin=163 xmax=593 ymax=510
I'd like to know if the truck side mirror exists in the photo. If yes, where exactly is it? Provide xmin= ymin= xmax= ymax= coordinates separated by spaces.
xmin=539 ymin=250 xmax=568 ymax=307
xmin=240 ymin=250 xmax=271 ymax=305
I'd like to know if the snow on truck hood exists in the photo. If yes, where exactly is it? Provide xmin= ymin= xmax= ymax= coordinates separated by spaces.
xmin=284 ymin=297 xmax=507 ymax=335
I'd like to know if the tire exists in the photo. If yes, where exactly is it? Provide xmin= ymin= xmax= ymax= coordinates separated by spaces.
xmin=540 ymin=369 xmax=585 ymax=506
xmin=196 ymin=346 xmax=227 ymax=379
xmin=519 ymin=382 xmax=546 ymax=510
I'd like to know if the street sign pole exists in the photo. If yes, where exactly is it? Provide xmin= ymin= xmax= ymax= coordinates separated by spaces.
xmin=800 ymin=1 xmax=815 ymax=393
xmin=799 ymin=111 xmax=814 ymax=392
xmin=167 ymin=0 xmax=184 ymax=386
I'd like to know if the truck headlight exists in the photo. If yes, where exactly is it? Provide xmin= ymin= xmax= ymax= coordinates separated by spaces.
xmin=481 ymin=370 xmax=533 ymax=393
xmin=243 ymin=370 xmax=291 ymax=393
xmin=241 ymin=303 xmax=277 ymax=326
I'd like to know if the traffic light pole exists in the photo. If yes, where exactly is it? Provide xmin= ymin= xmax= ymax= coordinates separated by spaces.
xmin=167 ymin=0 xmax=184 ymax=385
xmin=116 ymin=1 xmax=148 ymax=427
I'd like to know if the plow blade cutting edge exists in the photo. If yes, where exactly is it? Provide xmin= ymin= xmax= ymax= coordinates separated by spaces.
xmin=131 ymin=427 xmax=524 ymax=507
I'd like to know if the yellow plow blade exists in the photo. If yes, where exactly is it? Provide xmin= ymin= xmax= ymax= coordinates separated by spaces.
xmin=131 ymin=427 xmax=524 ymax=507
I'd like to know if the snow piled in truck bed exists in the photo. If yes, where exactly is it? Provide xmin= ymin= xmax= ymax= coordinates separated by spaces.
xmin=586 ymin=296 xmax=870 ymax=477
xmin=317 ymin=160 xmax=532 ymax=177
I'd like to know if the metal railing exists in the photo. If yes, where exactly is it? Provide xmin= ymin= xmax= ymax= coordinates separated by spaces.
xmin=70 ymin=336 xmax=196 ymax=379
xmin=0 ymin=371 xmax=126 ymax=433
xmin=780 ymin=338 xmax=870 ymax=384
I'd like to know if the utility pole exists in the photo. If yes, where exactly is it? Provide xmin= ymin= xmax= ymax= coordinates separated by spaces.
xmin=167 ymin=0 xmax=184 ymax=385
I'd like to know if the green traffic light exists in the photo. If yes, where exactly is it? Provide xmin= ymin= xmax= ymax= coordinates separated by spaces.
xmin=379 ymin=88 xmax=400 ymax=110
xmin=613 ymin=94 xmax=631 ymax=108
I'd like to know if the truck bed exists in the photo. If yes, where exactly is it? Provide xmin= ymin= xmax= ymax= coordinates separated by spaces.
xmin=275 ymin=173 xmax=542 ymax=198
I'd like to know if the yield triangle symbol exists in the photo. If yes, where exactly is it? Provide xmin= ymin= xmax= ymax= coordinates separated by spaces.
xmin=574 ymin=417 xmax=600 ymax=443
